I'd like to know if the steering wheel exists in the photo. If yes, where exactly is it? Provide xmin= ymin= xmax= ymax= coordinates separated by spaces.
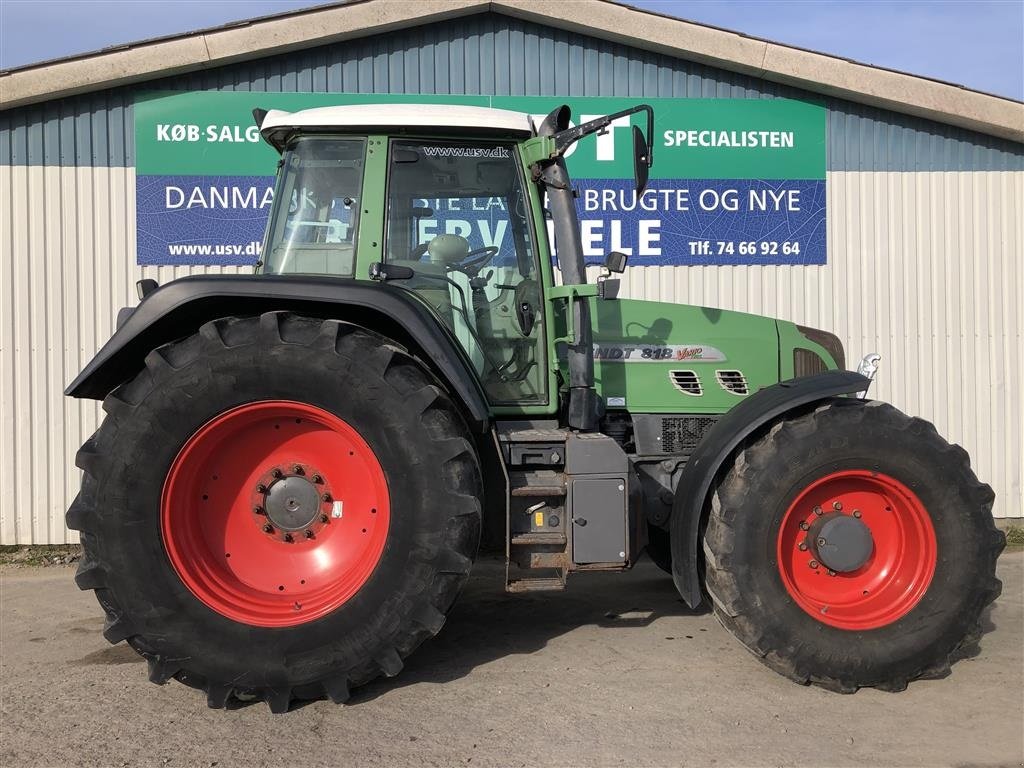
xmin=450 ymin=246 xmax=499 ymax=276
xmin=408 ymin=242 xmax=497 ymax=272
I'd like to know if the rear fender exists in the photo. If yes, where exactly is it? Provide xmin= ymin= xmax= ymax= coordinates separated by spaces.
xmin=65 ymin=275 xmax=491 ymax=432
xmin=669 ymin=370 xmax=872 ymax=607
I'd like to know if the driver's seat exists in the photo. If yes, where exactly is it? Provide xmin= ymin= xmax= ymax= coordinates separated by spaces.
xmin=386 ymin=259 xmax=485 ymax=375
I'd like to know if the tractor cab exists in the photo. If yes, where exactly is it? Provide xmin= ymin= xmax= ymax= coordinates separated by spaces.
xmin=257 ymin=104 xmax=554 ymax=403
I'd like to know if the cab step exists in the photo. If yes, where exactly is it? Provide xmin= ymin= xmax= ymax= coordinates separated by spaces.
xmin=501 ymin=428 xmax=570 ymax=443
xmin=511 ymin=485 xmax=566 ymax=497
xmin=506 ymin=577 xmax=566 ymax=593
xmin=499 ymin=423 xmax=573 ymax=595
xmin=498 ymin=421 xmax=569 ymax=468
xmin=510 ymin=532 xmax=567 ymax=546
xmin=509 ymin=470 xmax=566 ymax=497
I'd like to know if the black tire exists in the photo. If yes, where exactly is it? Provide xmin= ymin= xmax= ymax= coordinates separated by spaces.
xmin=67 ymin=312 xmax=482 ymax=712
xmin=703 ymin=398 xmax=1004 ymax=693
xmin=646 ymin=523 xmax=673 ymax=574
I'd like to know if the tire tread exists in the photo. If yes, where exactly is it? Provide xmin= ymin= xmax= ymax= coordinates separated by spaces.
xmin=66 ymin=312 xmax=483 ymax=712
xmin=703 ymin=398 xmax=1003 ymax=693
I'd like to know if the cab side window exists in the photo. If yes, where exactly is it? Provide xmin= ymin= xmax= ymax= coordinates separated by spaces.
xmin=262 ymin=137 xmax=365 ymax=276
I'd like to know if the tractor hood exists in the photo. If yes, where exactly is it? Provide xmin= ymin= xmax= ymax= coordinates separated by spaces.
xmin=586 ymin=298 xmax=780 ymax=413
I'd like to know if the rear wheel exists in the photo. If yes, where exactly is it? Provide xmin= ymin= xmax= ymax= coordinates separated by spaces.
xmin=67 ymin=313 xmax=482 ymax=712
xmin=703 ymin=399 xmax=1004 ymax=692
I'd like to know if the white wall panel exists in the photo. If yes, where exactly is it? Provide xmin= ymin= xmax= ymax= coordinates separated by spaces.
xmin=0 ymin=167 xmax=1021 ymax=543
xmin=607 ymin=171 xmax=1022 ymax=519
xmin=1 ymin=166 xmax=246 ymax=544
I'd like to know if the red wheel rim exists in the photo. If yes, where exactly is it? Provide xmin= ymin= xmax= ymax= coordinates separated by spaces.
xmin=776 ymin=470 xmax=936 ymax=630
xmin=161 ymin=401 xmax=390 ymax=628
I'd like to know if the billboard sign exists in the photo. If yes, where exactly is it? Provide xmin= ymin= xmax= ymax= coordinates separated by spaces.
xmin=134 ymin=92 xmax=826 ymax=266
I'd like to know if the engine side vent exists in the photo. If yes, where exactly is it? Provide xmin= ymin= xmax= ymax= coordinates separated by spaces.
xmin=669 ymin=370 xmax=702 ymax=396
xmin=715 ymin=370 xmax=749 ymax=396
xmin=631 ymin=414 xmax=721 ymax=454
xmin=660 ymin=416 xmax=719 ymax=454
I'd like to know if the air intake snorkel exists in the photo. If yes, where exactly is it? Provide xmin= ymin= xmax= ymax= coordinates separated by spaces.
xmin=530 ymin=104 xmax=654 ymax=431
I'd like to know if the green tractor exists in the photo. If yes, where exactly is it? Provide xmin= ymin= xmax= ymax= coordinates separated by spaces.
xmin=66 ymin=103 xmax=1004 ymax=712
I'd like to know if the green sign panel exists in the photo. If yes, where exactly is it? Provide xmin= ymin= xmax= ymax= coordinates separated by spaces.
xmin=134 ymin=92 xmax=826 ymax=266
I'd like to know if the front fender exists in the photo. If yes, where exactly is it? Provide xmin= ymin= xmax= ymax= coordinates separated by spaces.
xmin=669 ymin=370 xmax=872 ymax=607
xmin=65 ymin=275 xmax=491 ymax=432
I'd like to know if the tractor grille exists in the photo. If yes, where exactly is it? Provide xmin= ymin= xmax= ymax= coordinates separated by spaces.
xmin=715 ymin=370 xmax=749 ymax=395
xmin=660 ymin=416 xmax=718 ymax=454
xmin=669 ymin=370 xmax=702 ymax=396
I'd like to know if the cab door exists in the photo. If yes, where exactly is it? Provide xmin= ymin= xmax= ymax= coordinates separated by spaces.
xmin=383 ymin=138 xmax=548 ymax=406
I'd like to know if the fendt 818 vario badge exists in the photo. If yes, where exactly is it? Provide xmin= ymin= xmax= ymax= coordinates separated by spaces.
xmin=65 ymin=103 xmax=1004 ymax=712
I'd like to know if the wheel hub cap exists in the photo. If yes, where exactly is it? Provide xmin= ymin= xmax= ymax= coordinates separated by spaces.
xmin=264 ymin=475 xmax=321 ymax=531
xmin=808 ymin=513 xmax=874 ymax=573
xmin=776 ymin=469 xmax=937 ymax=631
xmin=161 ymin=401 xmax=391 ymax=628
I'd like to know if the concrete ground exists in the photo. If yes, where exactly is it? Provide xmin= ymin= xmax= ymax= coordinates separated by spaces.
xmin=2 ymin=553 xmax=1022 ymax=768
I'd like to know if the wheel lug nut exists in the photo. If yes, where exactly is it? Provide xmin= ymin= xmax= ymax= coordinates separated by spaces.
xmin=833 ymin=501 xmax=842 ymax=511
xmin=293 ymin=465 xmax=304 ymax=475
xmin=320 ymin=514 xmax=329 ymax=523
xmin=813 ymin=506 xmax=823 ymax=516
xmin=853 ymin=510 xmax=862 ymax=518
xmin=817 ymin=537 xmax=826 ymax=546
xmin=304 ymin=529 xmax=314 ymax=539
xmin=272 ymin=468 xmax=283 ymax=479
xmin=256 ymin=484 xmax=267 ymax=493
xmin=321 ymin=493 xmax=332 ymax=503
xmin=799 ymin=521 xmax=809 ymax=531
xmin=254 ymin=506 xmax=265 ymax=516
xmin=312 ymin=474 xmax=323 ymax=484
xmin=798 ymin=542 xmax=808 ymax=551
xmin=809 ymin=560 xmax=819 ymax=569
xmin=283 ymin=533 xmax=294 ymax=543
xmin=262 ymin=524 xmax=274 ymax=534
xmin=827 ymin=569 xmax=837 ymax=576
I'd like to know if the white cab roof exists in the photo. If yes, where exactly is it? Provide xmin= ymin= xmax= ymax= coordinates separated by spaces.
xmin=260 ymin=103 xmax=536 ymax=148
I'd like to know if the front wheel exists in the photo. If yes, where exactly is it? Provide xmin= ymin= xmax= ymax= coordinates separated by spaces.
xmin=67 ymin=313 xmax=482 ymax=712
xmin=703 ymin=399 xmax=1004 ymax=692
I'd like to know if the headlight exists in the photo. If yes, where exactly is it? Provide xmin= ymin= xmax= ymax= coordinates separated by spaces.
xmin=794 ymin=348 xmax=827 ymax=377
xmin=796 ymin=325 xmax=845 ymax=370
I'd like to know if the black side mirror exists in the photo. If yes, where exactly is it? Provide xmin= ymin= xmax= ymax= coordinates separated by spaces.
xmin=597 ymin=279 xmax=621 ymax=300
xmin=604 ymin=251 xmax=628 ymax=273
xmin=632 ymin=125 xmax=650 ymax=195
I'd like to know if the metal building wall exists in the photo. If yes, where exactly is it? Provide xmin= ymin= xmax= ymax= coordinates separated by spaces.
xmin=1 ymin=13 xmax=1022 ymax=543
xmin=605 ymin=170 xmax=1023 ymax=525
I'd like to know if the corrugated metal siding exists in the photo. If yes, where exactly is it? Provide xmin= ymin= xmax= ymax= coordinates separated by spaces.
xmin=1 ymin=14 xmax=1022 ymax=170
xmin=0 ymin=165 xmax=250 ymax=544
xmin=600 ymin=170 xmax=1023 ymax=519
xmin=1 ymin=11 xmax=1022 ymax=543
xmin=2 ymin=165 xmax=1021 ymax=544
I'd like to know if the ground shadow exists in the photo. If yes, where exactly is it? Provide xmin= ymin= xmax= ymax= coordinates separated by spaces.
xmin=350 ymin=556 xmax=705 ymax=704
xmin=949 ymin=603 xmax=998 ymax=666
xmin=70 ymin=644 xmax=146 ymax=667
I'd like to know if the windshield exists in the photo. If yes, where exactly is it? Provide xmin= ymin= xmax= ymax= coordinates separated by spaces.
xmin=262 ymin=137 xmax=366 ymax=275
